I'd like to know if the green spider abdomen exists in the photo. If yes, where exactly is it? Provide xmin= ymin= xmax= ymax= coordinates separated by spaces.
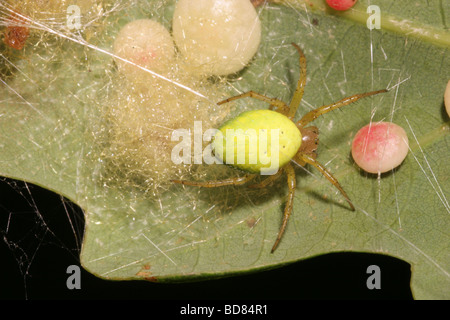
xmin=212 ymin=109 xmax=302 ymax=174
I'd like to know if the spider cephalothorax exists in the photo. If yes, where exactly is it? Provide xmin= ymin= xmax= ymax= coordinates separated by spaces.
xmin=173 ymin=43 xmax=387 ymax=252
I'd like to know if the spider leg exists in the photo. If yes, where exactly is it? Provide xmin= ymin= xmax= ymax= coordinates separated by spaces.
xmin=271 ymin=163 xmax=296 ymax=253
xmin=217 ymin=91 xmax=289 ymax=113
xmin=171 ymin=174 xmax=257 ymax=188
xmin=288 ymin=43 xmax=307 ymax=119
xmin=298 ymin=154 xmax=355 ymax=210
xmin=268 ymin=104 xmax=290 ymax=116
xmin=247 ymin=168 xmax=284 ymax=189
xmin=297 ymin=89 xmax=387 ymax=128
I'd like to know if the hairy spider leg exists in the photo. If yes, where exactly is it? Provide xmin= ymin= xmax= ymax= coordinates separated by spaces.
xmin=287 ymin=43 xmax=307 ymax=119
xmin=216 ymin=43 xmax=306 ymax=118
xmin=296 ymin=153 xmax=355 ymax=211
xmin=297 ymin=89 xmax=388 ymax=128
xmin=270 ymin=163 xmax=296 ymax=253
xmin=247 ymin=168 xmax=284 ymax=189
xmin=268 ymin=103 xmax=290 ymax=115
xmin=217 ymin=90 xmax=288 ymax=111
xmin=171 ymin=174 xmax=256 ymax=187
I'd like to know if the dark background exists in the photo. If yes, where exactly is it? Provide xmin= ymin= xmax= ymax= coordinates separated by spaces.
xmin=0 ymin=178 xmax=413 ymax=300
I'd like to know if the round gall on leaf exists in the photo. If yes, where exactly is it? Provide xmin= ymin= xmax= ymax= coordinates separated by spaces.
xmin=326 ymin=0 xmax=358 ymax=11
xmin=172 ymin=0 xmax=261 ymax=76
xmin=113 ymin=19 xmax=175 ymax=80
xmin=444 ymin=80 xmax=450 ymax=118
xmin=352 ymin=122 xmax=409 ymax=174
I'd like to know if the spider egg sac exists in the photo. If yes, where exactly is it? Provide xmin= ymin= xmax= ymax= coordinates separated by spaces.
xmin=172 ymin=0 xmax=261 ymax=76
xmin=326 ymin=0 xmax=358 ymax=11
xmin=444 ymin=80 xmax=450 ymax=118
xmin=113 ymin=19 xmax=175 ymax=81
xmin=351 ymin=122 xmax=409 ymax=174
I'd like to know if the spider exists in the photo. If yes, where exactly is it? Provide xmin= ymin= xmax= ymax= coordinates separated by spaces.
xmin=172 ymin=43 xmax=387 ymax=253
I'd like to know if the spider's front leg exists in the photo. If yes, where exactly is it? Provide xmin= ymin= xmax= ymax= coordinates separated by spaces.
xmin=297 ymin=89 xmax=387 ymax=128
xmin=217 ymin=91 xmax=290 ymax=115
xmin=287 ymin=43 xmax=307 ymax=119
xmin=299 ymin=154 xmax=355 ymax=210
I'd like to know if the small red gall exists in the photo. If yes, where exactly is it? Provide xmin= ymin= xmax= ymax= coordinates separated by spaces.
xmin=352 ymin=122 xmax=409 ymax=174
xmin=326 ymin=0 xmax=358 ymax=11
xmin=3 ymin=12 xmax=29 ymax=50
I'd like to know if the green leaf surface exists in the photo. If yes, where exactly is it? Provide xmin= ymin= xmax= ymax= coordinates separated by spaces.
xmin=0 ymin=0 xmax=449 ymax=299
